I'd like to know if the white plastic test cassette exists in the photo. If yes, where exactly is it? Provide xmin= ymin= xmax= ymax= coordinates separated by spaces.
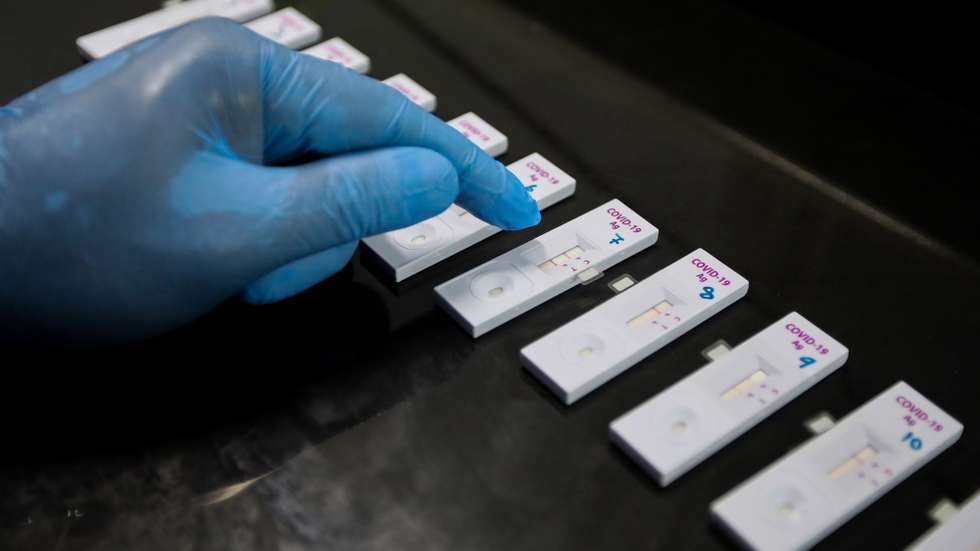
xmin=245 ymin=7 xmax=321 ymax=49
xmin=446 ymin=112 xmax=508 ymax=157
xmin=908 ymin=491 xmax=980 ymax=551
xmin=302 ymin=37 xmax=370 ymax=73
xmin=610 ymin=312 xmax=848 ymax=486
xmin=712 ymin=381 xmax=963 ymax=551
xmin=435 ymin=199 xmax=658 ymax=338
xmin=363 ymin=153 xmax=575 ymax=281
xmin=383 ymin=74 xmax=437 ymax=113
xmin=77 ymin=0 xmax=275 ymax=59
xmin=522 ymin=249 xmax=748 ymax=404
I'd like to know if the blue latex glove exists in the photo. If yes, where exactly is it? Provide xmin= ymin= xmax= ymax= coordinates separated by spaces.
xmin=0 ymin=18 xmax=540 ymax=343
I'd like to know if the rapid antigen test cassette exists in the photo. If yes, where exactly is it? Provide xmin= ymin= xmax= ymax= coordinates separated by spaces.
xmin=245 ymin=8 xmax=321 ymax=50
xmin=908 ymin=491 xmax=980 ymax=551
xmin=446 ymin=112 xmax=508 ymax=157
xmin=363 ymin=153 xmax=576 ymax=282
xmin=522 ymin=249 xmax=748 ymax=404
xmin=712 ymin=381 xmax=963 ymax=551
xmin=302 ymin=37 xmax=371 ymax=73
xmin=77 ymin=0 xmax=275 ymax=59
xmin=435 ymin=199 xmax=658 ymax=338
xmin=383 ymin=74 xmax=438 ymax=113
xmin=610 ymin=312 xmax=848 ymax=485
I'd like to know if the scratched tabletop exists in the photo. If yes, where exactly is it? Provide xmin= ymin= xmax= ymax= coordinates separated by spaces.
xmin=1 ymin=1 xmax=978 ymax=550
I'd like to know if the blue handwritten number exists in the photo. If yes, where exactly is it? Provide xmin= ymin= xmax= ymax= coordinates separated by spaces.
xmin=524 ymin=184 xmax=537 ymax=193
xmin=902 ymin=431 xmax=923 ymax=450
xmin=799 ymin=356 xmax=816 ymax=369
xmin=699 ymin=286 xmax=715 ymax=299
xmin=609 ymin=233 xmax=625 ymax=245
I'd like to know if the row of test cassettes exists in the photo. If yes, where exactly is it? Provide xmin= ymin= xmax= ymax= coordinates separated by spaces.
xmin=76 ymin=3 xmax=971 ymax=550
xmin=435 ymin=217 xmax=964 ymax=550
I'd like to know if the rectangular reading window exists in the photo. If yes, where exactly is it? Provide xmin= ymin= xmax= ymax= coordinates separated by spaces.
xmin=721 ymin=370 xmax=769 ymax=400
xmin=538 ymin=246 xmax=586 ymax=272
xmin=829 ymin=445 xmax=878 ymax=480
xmin=626 ymin=300 xmax=673 ymax=328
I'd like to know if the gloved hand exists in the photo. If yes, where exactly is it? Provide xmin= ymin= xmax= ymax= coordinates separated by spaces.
xmin=0 ymin=17 xmax=540 ymax=343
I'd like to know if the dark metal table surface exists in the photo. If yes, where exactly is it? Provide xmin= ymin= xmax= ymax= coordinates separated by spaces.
xmin=1 ymin=1 xmax=978 ymax=550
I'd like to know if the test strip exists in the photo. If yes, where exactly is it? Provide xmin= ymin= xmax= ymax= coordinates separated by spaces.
xmin=908 ymin=491 xmax=980 ymax=551
xmin=245 ymin=7 xmax=320 ymax=49
xmin=382 ymin=74 xmax=437 ymax=113
xmin=446 ymin=112 xmax=508 ymax=157
xmin=363 ymin=153 xmax=575 ymax=282
xmin=521 ymin=249 xmax=748 ymax=404
xmin=302 ymin=37 xmax=371 ymax=73
xmin=435 ymin=199 xmax=658 ymax=338
xmin=712 ymin=381 xmax=963 ymax=551
xmin=610 ymin=312 xmax=848 ymax=486
xmin=77 ymin=0 xmax=275 ymax=59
